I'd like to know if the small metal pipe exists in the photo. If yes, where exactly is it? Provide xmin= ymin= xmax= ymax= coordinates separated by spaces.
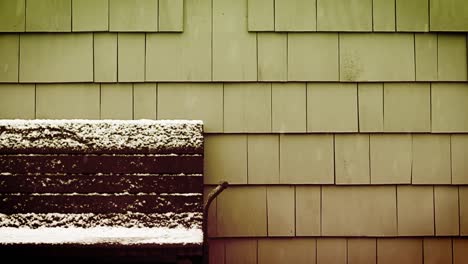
xmin=202 ymin=181 xmax=229 ymax=264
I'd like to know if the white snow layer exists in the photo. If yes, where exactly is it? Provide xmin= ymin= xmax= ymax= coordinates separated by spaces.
xmin=0 ymin=227 xmax=203 ymax=245
xmin=0 ymin=119 xmax=203 ymax=153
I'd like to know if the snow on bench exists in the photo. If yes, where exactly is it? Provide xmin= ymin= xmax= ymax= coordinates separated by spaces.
xmin=0 ymin=120 xmax=205 ymax=262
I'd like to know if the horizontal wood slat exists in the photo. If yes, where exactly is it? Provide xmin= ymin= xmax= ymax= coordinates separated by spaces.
xmin=0 ymin=120 xmax=204 ymax=154
xmin=0 ymin=175 xmax=203 ymax=194
xmin=0 ymin=194 xmax=202 ymax=214
xmin=0 ymin=155 xmax=203 ymax=174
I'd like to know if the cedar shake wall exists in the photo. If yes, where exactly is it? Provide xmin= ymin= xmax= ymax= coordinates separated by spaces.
xmin=1 ymin=0 xmax=468 ymax=263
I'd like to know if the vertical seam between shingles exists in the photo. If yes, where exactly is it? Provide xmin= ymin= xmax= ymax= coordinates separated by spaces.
xmin=92 ymin=33 xmax=95 ymax=82
xmin=320 ymin=186 xmax=323 ymax=236
xmin=155 ymin=83 xmax=158 ymax=119
xmin=430 ymin=83 xmax=432 ymax=132
xmin=210 ymin=0 xmax=213 ymax=81
xmin=396 ymin=186 xmax=399 ymax=235
xmin=382 ymin=83 xmax=385 ymax=130
xmin=144 ymin=33 xmax=147 ymax=81
xmin=17 ymin=34 xmax=21 ymax=82
xmin=108 ymin=0 xmax=110 ymax=31
xmin=436 ymin=33 xmax=439 ymax=80
xmin=394 ymin=0 xmax=397 ymax=31
xmin=457 ymin=187 xmax=461 ymax=236
xmin=70 ymin=0 xmax=73 ymax=31
xmin=305 ymin=83 xmax=308 ymax=132
xmin=99 ymin=84 xmax=102 ymax=119
xmin=410 ymin=134 xmax=413 ymax=184
xmin=276 ymin=133 xmax=280 ymax=183
xmin=273 ymin=0 xmax=275 ymax=31
xmin=293 ymin=186 xmax=297 ymax=236
xmin=132 ymin=83 xmax=135 ymax=120
xmin=265 ymin=186 xmax=269 ymax=236
xmin=337 ymin=33 xmax=340 ymax=81
xmin=286 ymin=34 xmax=289 ymax=81
xmin=413 ymin=33 xmax=417 ymax=81
xmin=116 ymin=33 xmax=119 ymax=82
xmin=333 ymin=134 xmax=336 ymax=184
xmin=270 ymin=83 xmax=274 ymax=133
xmin=433 ymin=185 xmax=436 ymax=235
xmin=371 ymin=0 xmax=374 ymax=31
xmin=421 ymin=238 xmax=425 ymax=264
xmin=451 ymin=237 xmax=454 ymax=264
xmin=368 ymin=134 xmax=371 ymax=184
xmin=157 ymin=0 xmax=160 ymax=31
xmin=34 ymin=84 xmax=36 ymax=118
xmin=256 ymin=33 xmax=259 ymax=81
xmin=356 ymin=84 xmax=360 ymax=132
xmin=246 ymin=133 xmax=249 ymax=184
xmin=449 ymin=135 xmax=452 ymax=184
xmin=24 ymin=0 xmax=27 ymax=31
xmin=428 ymin=0 xmax=431 ymax=31
xmin=222 ymin=83 xmax=225 ymax=132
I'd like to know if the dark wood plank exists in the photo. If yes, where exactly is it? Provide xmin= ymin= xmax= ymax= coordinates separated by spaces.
xmin=0 ymin=194 xmax=202 ymax=213
xmin=0 ymin=155 xmax=203 ymax=174
xmin=0 ymin=120 xmax=204 ymax=154
xmin=0 ymin=175 xmax=203 ymax=194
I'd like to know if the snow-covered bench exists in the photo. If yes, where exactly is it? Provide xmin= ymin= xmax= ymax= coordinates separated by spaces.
xmin=0 ymin=120 xmax=225 ymax=264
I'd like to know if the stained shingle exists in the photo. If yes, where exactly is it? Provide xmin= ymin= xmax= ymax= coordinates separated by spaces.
xmin=317 ymin=238 xmax=347 ymax=264
xmin=225 ymin=239 xmax=257 ymax=264
xmin=452 ymin=135 xmax=468 ymax=184
xmin=434 ymin=187 xmax=459 ymax=236
xmin=258 ymin=239 xmax=316 ymax=264
xmin=424 ymin=239 xmax=453 ymax=264
xmin=117 ymin=33 xmax=145 ymax=82
xmin=295 ymin=186 xmax=321 ymax=236
xmin=348 ymin=239 xmax=376 ymax=264
xmin=335 ymin=134 xmax=370 ymax=184
xmin=133 ymin=83 xmax=157 ymax=120
xmin=377 ymin=239 xmax=423 ymax=264
xmin=415 ymin=34 xmax=438 ymax=81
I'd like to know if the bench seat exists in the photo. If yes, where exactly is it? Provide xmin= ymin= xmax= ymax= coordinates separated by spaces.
xmin=0 ymin=120 xmax=205 ymax=263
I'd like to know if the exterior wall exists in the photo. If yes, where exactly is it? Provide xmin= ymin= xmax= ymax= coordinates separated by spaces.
xmin=1 ymin=0 xmax=468 ymax=263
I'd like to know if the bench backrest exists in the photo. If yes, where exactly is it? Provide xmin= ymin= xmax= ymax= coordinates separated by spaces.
xmin=0 ymin=120 xmax=204 ymax=229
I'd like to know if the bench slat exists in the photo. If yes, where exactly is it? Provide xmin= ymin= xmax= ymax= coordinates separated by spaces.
xmin=0 ymin=175 xmax=203 ymax=194
xmin=0 ymin=194 xmax=202 ymax=214
xmin=0 ymin=155 xmax=203 ymax=174
xmin=0 ymin=120 xmax=204 ymax=155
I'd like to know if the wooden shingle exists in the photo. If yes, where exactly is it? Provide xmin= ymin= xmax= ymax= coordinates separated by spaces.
xmin=452 ymin=135 xmax=468 ymax=184
xmin=335 ymin=134 xmax=370 ymax=184
xmin=437 ymin=34 xmax=468 ymax=81
xmin=396 ymin=0 xmax=429 ymax=31
xmin=275 ymin=0 xmax=316 ymax=31
xmin=272 ymin=83 xmax=306 ymax=133
xmin=117 ymin=33 xmax=145 ymax=82
xmin=0 ymin=34 xmax=18 ymax=82
xmin=412 ymin=135 xmax=451 ymax=184
xmin=377 ymin=239 xmax=423 ymax=264
xmin=258 ymin=239 xmax=316 ymax=264
xmin=317 ymin=238 xmax=347 ymax=264
xmin=358 ymin=83 xmax=384 ymax=132
xmin=432 ymin=83 xmax=468 ymax=133
xmin=397 ymin=186 xmax=434 ymax=236
xmin=430 ymin=0 xmax=468 ymax=31
xmin=372 ymin=0 xmax=395 ymax=31
xmin=133 ymin=83 xmax=157 ymax=120
xmin=100 ymin=84 xmax=133 ymax=120
xmin=94 ymin=33 xmax=117 ymax=82
xmin=26 ymin=0 xmax=71 ymax=32
xmin=257 ymin=33 xmax=287 ymax=81
xmin=72 ymin=0 xmax=108 ymax=32
xmin=0 ymin=0 xmax=25 ymax=32
xmin=348 ymin=238 xmax=376 ymax=264
xmin=247 ymin=135 xmax=279 ymax=184
xmin=295 ymin=186 xmax=321 ymax=236
xmin=0 ymin=84 xmax=35 ymax=119
xmin=423 ymin=239 xmax=453 ymax=264
xmin=159 ymin=0 xmax=183 ymax=32
xmin=434 ymin=187 xmax=460 ymax=236
xmin=415 ymin=34 xmax=438 ymax=81
xmin=248 ymin=0 xmax=274 ymax=31
xmin=225 ymin=239 xmax=257 ymax=264
xmin=109 ymin=0 xmax=158 ymax=31
xmin=317 ymin=0 xmax=372 ymax=31
xmin=267 ymin=186 xmax=295 ymax=236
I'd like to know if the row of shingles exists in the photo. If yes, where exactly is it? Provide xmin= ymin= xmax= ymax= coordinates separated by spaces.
xmin=207 ymin=185 xmax=468 ymax=238
xmin=1 ymin=31 xmax=466 ymax=83
xmin=0 ymin=82 xmax=467 ymax=133
xmin=0 ymin=83 xmax=157 ymax=120
xmin=0 ymin=0 xmax=183 ymax=32
xmin=209 ymin=238 xmax=468 ymax=264
xmin=205 ymin=134 xmax=468 ymax=185
xmin=248 ymin=0 xmax=468 ymax=32
xmin=0 ymin=0 xmax=465 ymax=83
